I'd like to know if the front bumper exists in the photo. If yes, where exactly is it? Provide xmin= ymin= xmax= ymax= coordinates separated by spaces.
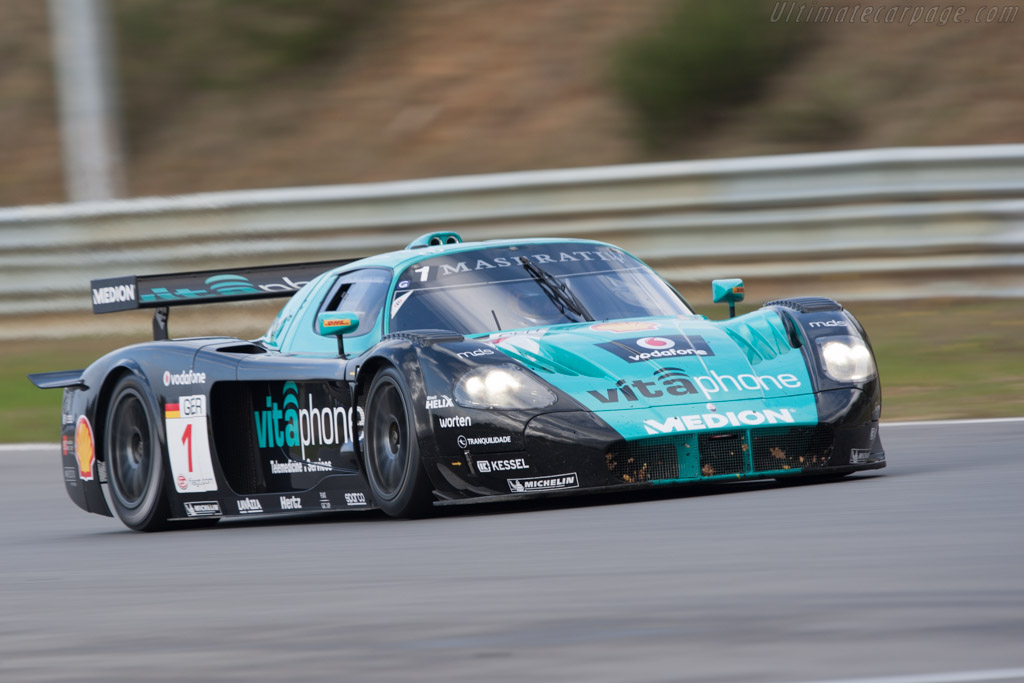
xmin=429 ymin=388 xmax=885 ymax=502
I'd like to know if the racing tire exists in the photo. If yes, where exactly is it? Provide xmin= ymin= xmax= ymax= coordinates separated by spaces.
xmin=364 ymin=367 xmax=434 ymax=518
xmin=105 ymin=375 xmax=175 ymax=531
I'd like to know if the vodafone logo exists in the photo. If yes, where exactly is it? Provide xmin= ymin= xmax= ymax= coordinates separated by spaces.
xmin=177 ymin=474 xmax=188 ymax=490
xmin=163 ymin=369 xmax=207 ymax=387
xmin=637 ymin=337 xmax=675 ymax=350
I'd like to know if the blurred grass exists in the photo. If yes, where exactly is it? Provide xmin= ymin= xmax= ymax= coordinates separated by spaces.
xmin=3 ymin=299 xmax=1023 ymax=443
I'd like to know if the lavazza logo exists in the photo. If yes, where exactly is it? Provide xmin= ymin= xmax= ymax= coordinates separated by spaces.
xmin=163 ymin=369 xmax=207 ymax=387
xmin=236 ymin=498 xmax=263 ymax=514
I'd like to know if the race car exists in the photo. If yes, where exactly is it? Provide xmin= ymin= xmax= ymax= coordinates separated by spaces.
xmin=29 ymin=233 xmax=885 ymax=531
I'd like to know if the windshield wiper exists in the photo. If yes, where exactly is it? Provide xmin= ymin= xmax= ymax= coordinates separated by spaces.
xmin=519 ymin=257 xmax=593 ymax=322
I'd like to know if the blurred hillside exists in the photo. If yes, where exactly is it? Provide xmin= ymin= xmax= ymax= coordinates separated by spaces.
xmin=1 ymin=0 xmax=1022 ymax=207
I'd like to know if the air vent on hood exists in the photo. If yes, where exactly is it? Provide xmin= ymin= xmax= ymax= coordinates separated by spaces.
xmin=764 ymin=297 xmax=842 ymax=313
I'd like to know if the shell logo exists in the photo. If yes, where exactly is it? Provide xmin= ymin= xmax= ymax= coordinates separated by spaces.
xmin=590 ymin=321 xmax=659 ymax=333
xmin=74 ymin=416 xmax=95 ymax=481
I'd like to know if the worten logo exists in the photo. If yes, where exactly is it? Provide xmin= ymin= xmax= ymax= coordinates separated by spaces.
xmin=644 ymin=408 xmax=798 ymax=435
xmin=588 ymin=368 xmax=802 ymax=404
xmin=597 ymin=335 xmax=714 ymax=363
xmin=139 ymin=273 xmax=310 ymax=304
xmin=254 ymin=382 xmax=362 ymax=461
xmin=92 ymin=283 xmax=136 ymax=306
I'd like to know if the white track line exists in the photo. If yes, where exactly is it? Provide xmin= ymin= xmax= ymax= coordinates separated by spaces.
xmin=0 ymin=443 xmax=55 ymax=453
xmin=801 ymin=666 xmax=1024 ymax=683
xmin=884 ymin=417 xmax=1024 ymax=427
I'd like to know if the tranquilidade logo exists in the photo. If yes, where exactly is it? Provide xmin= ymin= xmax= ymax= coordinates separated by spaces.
xmin=253 ymin=382 xmax=362 ymax=462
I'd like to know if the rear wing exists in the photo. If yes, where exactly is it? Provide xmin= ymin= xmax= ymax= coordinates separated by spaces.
xmin=91 ymin=259 xmax=357 ymax=340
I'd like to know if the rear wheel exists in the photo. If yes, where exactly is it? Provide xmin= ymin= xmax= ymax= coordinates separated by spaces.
xmin=364 ymin=367 xmax=434 ymax=518
xmin=105 ymin=375 xmax=174 ymax=531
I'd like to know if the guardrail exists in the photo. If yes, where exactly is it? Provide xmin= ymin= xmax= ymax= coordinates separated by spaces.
xmin=1 ymin=144 xmax=1022 ymax=336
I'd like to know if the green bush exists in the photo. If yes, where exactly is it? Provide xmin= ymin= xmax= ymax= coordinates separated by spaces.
xmin=612 ymin=0 xmax=816 ymax=145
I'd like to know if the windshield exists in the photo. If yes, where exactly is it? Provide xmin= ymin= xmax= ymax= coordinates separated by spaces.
xmin=389 ymin=243 xmax=693 ymax=335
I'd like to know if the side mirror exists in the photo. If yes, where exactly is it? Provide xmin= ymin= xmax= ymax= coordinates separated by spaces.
xmin=317 ymin=312 xmax=359 ymax=357
xmin=712 ymin=279 xmax=745 ymax=319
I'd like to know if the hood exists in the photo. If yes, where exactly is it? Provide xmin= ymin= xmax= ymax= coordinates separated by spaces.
xmin=479 ymin=313 xmax=818 ymax=438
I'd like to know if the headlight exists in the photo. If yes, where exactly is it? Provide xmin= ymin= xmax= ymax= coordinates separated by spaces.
xmin=816 ymin=336 xmax=876 ymax=382
xmin=454 ymin=364 xmax=557 ymax=410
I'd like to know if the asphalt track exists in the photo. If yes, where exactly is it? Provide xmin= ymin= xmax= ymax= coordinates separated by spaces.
xmin=1 ymin=420 xmax=1022 ymax=683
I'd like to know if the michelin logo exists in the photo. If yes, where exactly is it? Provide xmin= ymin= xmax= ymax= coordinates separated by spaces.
xmin=507 ymin=473 xmax=578 ymax=493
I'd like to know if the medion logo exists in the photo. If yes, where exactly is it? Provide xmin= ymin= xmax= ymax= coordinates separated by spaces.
xmin=588 ymin=368 xmax=802 ymax=404
xmin=92 ymin=284 xmax=136 ymax=306
xmin=644 ymin=408 xmax=798 ymax=434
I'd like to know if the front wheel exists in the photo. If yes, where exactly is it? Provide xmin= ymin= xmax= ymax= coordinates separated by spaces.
xmin=364 ymin=367 xmax=434 ymax=518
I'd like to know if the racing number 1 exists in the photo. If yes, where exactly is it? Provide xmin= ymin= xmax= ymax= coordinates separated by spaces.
xmin=182 ymin=423 xmax=193 ymax=472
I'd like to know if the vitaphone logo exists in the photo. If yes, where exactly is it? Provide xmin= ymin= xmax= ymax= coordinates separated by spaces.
xmin=588 ymin=368 xmax=802 ymax=404
xmin=254 ymin=382 xmax=362 ymax=460
xmin=140 ymin=274 xmax=309 ymax=303
xmin=597 ymin=335 xmax=714 ymax=363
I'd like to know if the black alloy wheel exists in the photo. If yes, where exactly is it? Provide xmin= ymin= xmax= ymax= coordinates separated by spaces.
xmin=364 ymin=367 xmax=434 ymax=518
xmin=105 ymin=375 xmax=175 ymax=531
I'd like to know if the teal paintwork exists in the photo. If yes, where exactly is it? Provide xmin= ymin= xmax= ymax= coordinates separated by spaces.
xmin=266 ymin=237 xmax=820 ymax=450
